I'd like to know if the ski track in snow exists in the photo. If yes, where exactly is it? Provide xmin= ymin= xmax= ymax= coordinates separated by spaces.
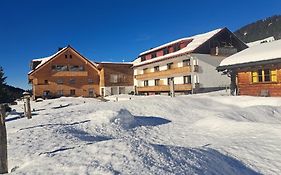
xmin=5 ymin=93 xmax=281 ymax=174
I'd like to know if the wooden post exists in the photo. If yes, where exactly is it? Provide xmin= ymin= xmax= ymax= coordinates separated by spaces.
xmin=169 ymin=79 xmax=175 ymax=97
xmin=0 ymin=105 xmax=8 ymax=174
xmin=23 ymin=92 xmax=32 ymax=119
xmin=230 ymin=70 xmax=237 ymax=96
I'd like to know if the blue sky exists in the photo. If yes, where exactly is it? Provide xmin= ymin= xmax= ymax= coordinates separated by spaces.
xmin=1 ymin=0 xmax=281 ymax=89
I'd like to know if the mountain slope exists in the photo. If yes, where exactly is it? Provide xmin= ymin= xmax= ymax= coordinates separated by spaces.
xmin=235 ymin=15 xmax=281 ymax=43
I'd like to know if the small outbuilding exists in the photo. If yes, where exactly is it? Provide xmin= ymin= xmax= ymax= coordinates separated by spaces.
xmin=217 ymin=39 xmax=281 ymax=96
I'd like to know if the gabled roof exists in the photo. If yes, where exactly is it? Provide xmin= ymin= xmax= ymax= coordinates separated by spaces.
xmin=133 ymin=28 xmax=225 ymax=67
xmin=218 ymin=39 xmax=281 ymax=70
xmin=28 ymin=46 xmax=99 ymax=75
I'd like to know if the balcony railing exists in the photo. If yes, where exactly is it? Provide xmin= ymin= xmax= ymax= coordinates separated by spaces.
xmin=52 ymin=71 xmax=88 ymax=77
xmin=137 ymin=84 xmax=192 ymax=92
xmin=135 ymin=66 xmax=191 ymax=80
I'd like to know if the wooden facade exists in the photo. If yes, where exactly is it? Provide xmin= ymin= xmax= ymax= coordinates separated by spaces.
xmin=98 ymin=63 xmax=134 ymax=96
xmin=28 ymin=46 xmax=100 ymax=98
xmin=98 ymin=63 xmax=133 ymax=87
xmin=236 ymin=64 xmax=281 ymax=96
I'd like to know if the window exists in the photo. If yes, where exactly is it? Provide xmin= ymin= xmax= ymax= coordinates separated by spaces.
xmin=69 ymin=65 xmax=84 ymax=71
xmin=88 ymin=78 xmax=94 ymax=84
xmin=163 ymin=48 xmax=169 ymax=55
xmin=65 ymin=55 xmax=68 ymax=58
xmin=143 ymin=68 xmax=149 ymax=73
xmin=70 ymin=89 xmax=76 ymax=96
xmin=151 ymin=52 xmax=157 ymax=58
xmin=167 ymin=63 xmax=173 ymax=69
xmin=167 ymin=77 xmax=174 ymax=85
xmin=155 ymin=79 xmax=160 ymax=86
xmin=56 ymin=79 xmax=64 ymax=84
xmin=69 ymin=79 xmax=76 ymax=84
xmin=183 ymin=76 xmax=191 ymax=84
xmin=154 ymin=66 xmax=159 ymax=72
xmin=44 ymin=80 xmax=48 ymax=84
xmin=252 ymin=69 xmax=277 ymax=83
xmin=144 ymin=80 xmax=149 ymax=86
xmin=52 ymin=65 xmax=68 ymax=71
xmin=110 ymin=74 xmax=118 ymax=83
xmin=69 ymin=55 xmax=72 ymax=59
xmin=57 ymin=90 xmax=63 ymax=96
xmin=183 ymin=59 xmax=191 ymax=66
xmin=141 ymin=56 xmax=146 ymax=62
xmin=173 ymin=43 xmax=180 ymax=51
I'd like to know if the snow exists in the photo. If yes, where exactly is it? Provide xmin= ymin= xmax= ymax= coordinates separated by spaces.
xmin=247 ymin=36 xmax=275 ymax=47
xmin=219 ymin=39 xmax=281 ymax=67
xmin=134 ymin=28 xmax=223 ymax=67
xmin=5 ymin=92 xmax=281 ymax=174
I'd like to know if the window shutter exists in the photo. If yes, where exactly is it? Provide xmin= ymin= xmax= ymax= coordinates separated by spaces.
xmin=252 ymin=71 xmax=258 ymax=83
xmin=271 ymin=70 xmax=277 ymax=82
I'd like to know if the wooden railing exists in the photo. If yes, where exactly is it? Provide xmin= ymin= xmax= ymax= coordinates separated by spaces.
xmin=137 ymin=84 xmax=192 ymax=92
xmin=52 ymin=71 xmax=88 ymax=77
xmin=135 ymin=66 xmax=191 ymax=80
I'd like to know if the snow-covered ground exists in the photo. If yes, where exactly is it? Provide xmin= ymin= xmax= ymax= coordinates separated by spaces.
xmin=5 ymin=92 xmax=281 ymax=174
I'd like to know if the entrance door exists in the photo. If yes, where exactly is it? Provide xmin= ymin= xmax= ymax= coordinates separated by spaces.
xmin=88 ymin=88 xmax=94 ymax=97
xmin=70 ymin=89 xmax=76 ymax=96
xmin=111 ymin=87 xmax=118 ymax=95
xmin=119 ymin=87 xmax=125 ymax=94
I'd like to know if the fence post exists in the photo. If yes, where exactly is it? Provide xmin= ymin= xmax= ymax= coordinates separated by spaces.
xmin=0 ymin=104 xmax=8 ymax=174
xmin=23 ymin=92 xmax=32 ymax=119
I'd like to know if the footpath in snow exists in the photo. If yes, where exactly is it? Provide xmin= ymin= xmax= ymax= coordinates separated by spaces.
xmin=5 ymin=92 xmax=281 ymax=175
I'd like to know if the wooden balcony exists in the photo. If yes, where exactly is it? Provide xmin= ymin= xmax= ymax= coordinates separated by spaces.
xmin=135 ymin=66 xmax=191 ymax=80
xmin=52 ymin=71 xmax=88 ymax=77
xmin=137 ymin=84 xmax=192 ymax=92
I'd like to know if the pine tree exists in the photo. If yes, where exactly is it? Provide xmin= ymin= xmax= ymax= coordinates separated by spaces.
xmin=0 ymin=67 xmax=8 ymax=104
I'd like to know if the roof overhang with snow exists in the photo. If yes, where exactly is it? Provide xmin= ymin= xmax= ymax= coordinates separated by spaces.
xmin=133 ymin=27 xmax=247 ymax=68
xmin=217 ymin=39 xmax=281 ymax=71
xmin=28 ymin=45 xmax=99 ymax=76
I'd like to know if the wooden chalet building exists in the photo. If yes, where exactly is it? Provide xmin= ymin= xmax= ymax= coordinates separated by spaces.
xmin=133 ymin=28 xmax=248 ymax=95
xmin=217 ymin=39 xmax=281 ymax=96
xmin=28 ymin=46 xmax=133 ymax=98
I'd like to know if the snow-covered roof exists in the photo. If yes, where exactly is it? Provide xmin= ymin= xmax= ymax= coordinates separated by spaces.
xmin=134 ymin=28 xmax=224 ymax=67
xmin=220 ymin=40 xmax=281 ymax=67
xmin=219 ymin=39 xmax=281 ymax=68
xmin=29 ymin=47 xmax=67 ymax=74
xmin=247 ymin=36 xmax=275 ymax=47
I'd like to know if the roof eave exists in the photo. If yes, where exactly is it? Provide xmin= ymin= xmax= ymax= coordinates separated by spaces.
xmin=217 ymin=57 xmax=281 ymax=71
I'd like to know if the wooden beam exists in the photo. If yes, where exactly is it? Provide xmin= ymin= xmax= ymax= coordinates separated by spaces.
xmin=0 ymin=105 xmax=8 ymax=174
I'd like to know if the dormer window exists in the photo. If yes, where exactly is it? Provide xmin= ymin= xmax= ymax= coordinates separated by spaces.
xmin=65 ymin=55 xmax=68 ymax=58
xmin=173 ymin=43 xmax=180 ymax=51
xmin=69 ymin=55 xmax=72 ymax=59
xmin=151 ymin=52 xmax=157 ymax=58
xmin=163 ymin=48 xmax=169 ymax=55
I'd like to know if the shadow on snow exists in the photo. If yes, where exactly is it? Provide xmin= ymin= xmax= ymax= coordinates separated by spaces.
xmin=144 ymin=144 xmax=261 ymax=175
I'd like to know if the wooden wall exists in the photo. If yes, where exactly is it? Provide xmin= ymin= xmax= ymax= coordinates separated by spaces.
xmin=237 ymin=67 xmax=281 ymax=96
xmin=99 ymin=63 xmax=133 ymax=87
